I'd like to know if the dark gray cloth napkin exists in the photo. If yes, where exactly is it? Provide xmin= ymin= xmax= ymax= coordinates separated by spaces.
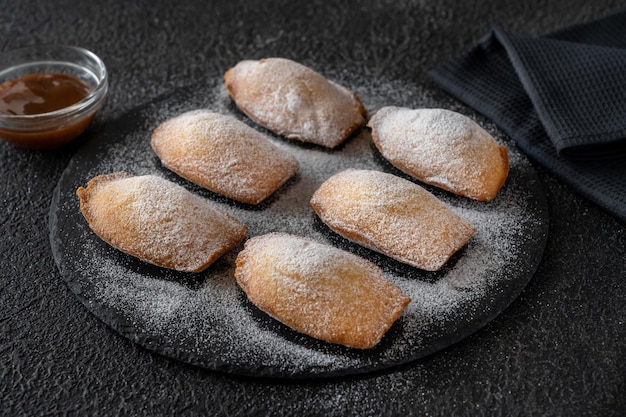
xmin=428 ymin=10 xmax=626 ymax=222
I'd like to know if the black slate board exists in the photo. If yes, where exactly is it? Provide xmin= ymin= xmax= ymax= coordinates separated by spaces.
xmin=49 ymin=71 xmax=549 ymax=378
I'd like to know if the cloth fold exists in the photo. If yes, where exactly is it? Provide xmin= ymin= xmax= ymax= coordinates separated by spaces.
xmin=429 ymin=10 xmax=626 ymax=222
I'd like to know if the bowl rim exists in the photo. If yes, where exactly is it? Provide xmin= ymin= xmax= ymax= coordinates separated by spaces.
xmin=0 ymin=44 xmax=108 ymax=124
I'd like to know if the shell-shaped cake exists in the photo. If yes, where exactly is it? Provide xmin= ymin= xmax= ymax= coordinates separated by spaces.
xmin=151 ymin=110 xmax=299 ymax=205
xmin=224 ymin=58 xmax=367 ymax=148
xmin=77 ymin=172 xmax=248 ymax=272
xmin=311 ymin=169 xmax=476 ymax=271
xmin=368 ymin=107 xmax=509 ymax=201
xmin=235 ymin=233 xmax=411 ymax=349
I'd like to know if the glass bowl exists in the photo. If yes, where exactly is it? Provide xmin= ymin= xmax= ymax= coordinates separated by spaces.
xmin=0 ymin=45 xmax=108 ymax=149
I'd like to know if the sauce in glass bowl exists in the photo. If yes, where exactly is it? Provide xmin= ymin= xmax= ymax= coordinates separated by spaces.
xmin=0 ymin=45 xmax=108 ymax=150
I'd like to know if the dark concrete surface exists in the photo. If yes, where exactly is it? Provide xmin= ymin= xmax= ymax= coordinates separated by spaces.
xmin=1 ymin=1 xmax=624 ymax=415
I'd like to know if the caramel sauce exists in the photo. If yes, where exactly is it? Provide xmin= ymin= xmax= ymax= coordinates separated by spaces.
xmin=0 ymin=73 xmax=91 ymax=116
xmin=0 ymin=73 xmax=98 ymax=149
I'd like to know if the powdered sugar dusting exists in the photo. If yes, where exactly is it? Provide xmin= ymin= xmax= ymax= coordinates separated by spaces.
xmin=52 ymin=70 xmax=548 ymax=378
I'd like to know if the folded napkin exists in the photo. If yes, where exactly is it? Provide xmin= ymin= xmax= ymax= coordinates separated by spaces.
xmin=429 ymin=10 xmax=626 ymax=222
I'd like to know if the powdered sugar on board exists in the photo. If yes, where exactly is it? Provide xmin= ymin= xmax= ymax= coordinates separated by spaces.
xmin=50 ymin=70 xmax=548 ymax=378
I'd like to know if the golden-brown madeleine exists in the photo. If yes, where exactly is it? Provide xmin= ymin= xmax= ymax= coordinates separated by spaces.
xmin=224 ymin=58 xmax=367 ymax=148
xmin=235 ymin=233 xmax=410 ymax=349
xmin=151 ymin=110 xmax=299 ymax=205
xmin=311 ymin=169 xmax=476 ymax=271
xmin=77 ymin=172 xmax=248 ymax=272
xmin=368 ymin=107 xmax=509 ymax=201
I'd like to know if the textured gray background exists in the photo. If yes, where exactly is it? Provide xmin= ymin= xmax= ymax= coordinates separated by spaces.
xmin=1 ymin=0 xmax=625 ymax=415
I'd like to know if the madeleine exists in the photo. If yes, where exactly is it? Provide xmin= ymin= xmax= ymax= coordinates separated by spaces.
xmin=225 ymin=58 xmax=366 ymax=148
xmin=77 ymin=172 xmax=248 ymax=272
xmin=235 ymin=233 xmax=410 ymax=349
xmin=311 ymin=169 xmax=476 ymax=271
xmin=151 ymin=110 xmax=299 ymax=205
xmin=369 ymin=107 xmax=509 ymax=201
